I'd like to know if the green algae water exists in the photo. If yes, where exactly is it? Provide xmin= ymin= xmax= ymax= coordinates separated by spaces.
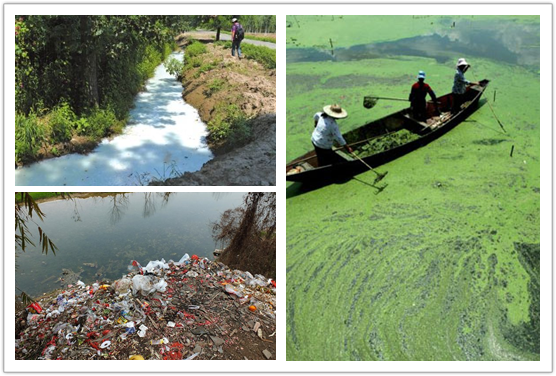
xmin=286 ymin=16 xmax=540 ymax=361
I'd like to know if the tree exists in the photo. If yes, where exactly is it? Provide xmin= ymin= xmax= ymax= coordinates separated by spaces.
xmin=212 ymin=193 xmax=276 ymax=278
xmin=15 ymin=193 xmax=68 ymax=304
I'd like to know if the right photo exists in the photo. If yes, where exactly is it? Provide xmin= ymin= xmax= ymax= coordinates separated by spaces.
xmin=286 ymin=15 xmax=540 ymax=361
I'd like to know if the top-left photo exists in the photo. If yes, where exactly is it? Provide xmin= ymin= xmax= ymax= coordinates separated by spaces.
xmin=14 ymin=15 xmax=276 ymax=186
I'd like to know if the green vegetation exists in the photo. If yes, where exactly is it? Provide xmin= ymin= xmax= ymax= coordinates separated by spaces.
xmin=221 ymin=30 xmax=276 ymax=43
xmin=242 ymin=44 xmax=276 ymax=69
xmin=164 ymin=57 xmax=184 ymax=79
xmin=207 ymin=104 xmax=251 ymax=145
xmin=184 ymin=40 xmax=207 ymax=59
xmin=287 ymin=15 xmax=540 ymax=361
xmin=354 ymin=129 xmax=421 ymax=158
xmin=15 ymin=192 xmax=61 ymax=203
xmin=15 ymin=15 xmax=185 ymax=164
xmin=204 ymin=78 xmax=226 ymax=97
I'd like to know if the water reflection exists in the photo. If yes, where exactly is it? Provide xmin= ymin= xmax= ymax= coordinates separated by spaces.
xmin=109 ymin=194 xmax=130 ymax=225
xmin=15 ymin=192 xmax=245 ymax=297
xmin=287 ymin=19 xmax=539 ymax=69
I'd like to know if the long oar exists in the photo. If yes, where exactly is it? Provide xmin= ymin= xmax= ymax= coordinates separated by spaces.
xmin=349 ymin=151 xmax=388 ymax=184
xmin=364 ymin=96 xmax=409 ymax=109
xmin=486 ymin=99 xmax=506 ymax=133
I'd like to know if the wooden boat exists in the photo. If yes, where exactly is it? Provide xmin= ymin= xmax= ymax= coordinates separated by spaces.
xmin=286 ymin=79 xmax=490 ymax=183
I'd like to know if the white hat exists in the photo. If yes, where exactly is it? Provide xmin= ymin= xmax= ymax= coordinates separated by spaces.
xmin=417 ymin=70 xmax=426 ymax=79
xmin=232 ymin=18 xmax=238 ymax=22
xmin=323 ymin=104 xmax=348 ymax=119
xmin=457 ymin=58 xmax=470 ymax=68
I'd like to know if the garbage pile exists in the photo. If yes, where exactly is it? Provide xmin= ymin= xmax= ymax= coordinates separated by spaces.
xmin=15 ymin=254 xmax=276 ymax=360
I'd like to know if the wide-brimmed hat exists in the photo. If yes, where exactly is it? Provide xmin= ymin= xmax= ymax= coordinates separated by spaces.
xmin=323 ymin=104 xmax=348 ymax=119
xmin=457 ymin=58 xmax=470 ymax=68
xmin=232 ymin=18 xmax=238 ymax=22
xmin=417 ymin=70 xmax=426 ymax=79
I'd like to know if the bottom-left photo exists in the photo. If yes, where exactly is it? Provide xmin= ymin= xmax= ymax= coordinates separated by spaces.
xmin=14 ymin=192 xmax=276 ymax=360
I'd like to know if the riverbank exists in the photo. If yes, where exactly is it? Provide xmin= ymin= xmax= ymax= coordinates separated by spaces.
xmin=16 ymin=40 xmax=174 ymax=167
xmin=15 ymin=255 xmax=276 ymax=360
xmin=152 ymin=39 xmax=276 ymax=186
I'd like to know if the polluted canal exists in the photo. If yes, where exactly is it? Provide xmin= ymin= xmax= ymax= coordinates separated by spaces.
xmin=15 ymin=52 xmax=212 ymax=186
xmin=15 ymin=193 xmax=276 ymax=360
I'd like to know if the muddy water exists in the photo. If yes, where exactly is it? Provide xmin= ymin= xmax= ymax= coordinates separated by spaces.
xmin=286 ymin=16 xmax=540 ymax=361
xmin=15 ymin=52 xmax=212 ymax=186
xmin=16 ymin=193 xmax=243 ymax=297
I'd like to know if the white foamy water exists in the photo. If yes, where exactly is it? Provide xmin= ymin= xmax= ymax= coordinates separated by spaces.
xmin=15 ymin=52 xmax=213 ymax=186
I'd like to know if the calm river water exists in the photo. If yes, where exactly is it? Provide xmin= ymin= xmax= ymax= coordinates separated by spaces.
xmin=16 ymin=193 xmax=244 ymax=297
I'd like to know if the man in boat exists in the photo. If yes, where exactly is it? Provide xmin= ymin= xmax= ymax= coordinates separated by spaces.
xmin=312 ymin=104 xmax=353 ymax=166
xmin=451 ymin=58 xmax=477 ymax=114
xmin=409 ymin=70 xmax=437 ymax=121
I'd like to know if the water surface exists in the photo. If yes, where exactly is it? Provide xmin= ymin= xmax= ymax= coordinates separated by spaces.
xmin=16 ymin=192 xmax=244 ymax=297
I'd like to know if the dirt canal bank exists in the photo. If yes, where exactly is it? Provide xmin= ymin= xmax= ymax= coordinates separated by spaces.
xmin=152 ymin=38 xmax=276 ymax=186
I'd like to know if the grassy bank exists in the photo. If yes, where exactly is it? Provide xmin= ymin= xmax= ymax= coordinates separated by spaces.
xmin=220 ymin=31 xmax=276 ymax=43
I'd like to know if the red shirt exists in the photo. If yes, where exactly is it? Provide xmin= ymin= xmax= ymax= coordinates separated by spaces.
xmin=409 ymin=82 xmax=436 ymax=103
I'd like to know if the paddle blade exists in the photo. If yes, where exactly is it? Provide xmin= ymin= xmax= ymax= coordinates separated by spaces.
xmin=373 ymin=171 xmax=388 ymax=184
xmin=363 ymin=96 xmax=378 ymax=109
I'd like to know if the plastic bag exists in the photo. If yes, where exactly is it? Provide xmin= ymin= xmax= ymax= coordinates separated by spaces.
xmin=153 ymin=278 xmax=167 ymax=293
xmin=225 ymin=284 xmax=244 ymax=298
xmin=27 ymin=313 xmax=41 ymax=326
xmin=186 ymin=271 xmax=198 ymax=278
xmin=144 ymin=259 xmax=169 ymax=274
xmin=177 ymin=253 xmax=190 ymax=264
xmin=137 ymin=324 xmax=148 ymax=337
xmin=113 ymin=277 xmax=132 ymax=295
xmin=132 ymin=275 xmax=154 ymax=295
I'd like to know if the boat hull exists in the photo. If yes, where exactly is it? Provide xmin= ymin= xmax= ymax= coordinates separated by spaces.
xmin=286 ymin=80 xmax=489 ymax=183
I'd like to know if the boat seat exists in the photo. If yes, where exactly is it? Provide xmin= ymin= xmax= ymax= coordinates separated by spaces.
xmin=403 ymin=113 xmax=429 ymax=130
xmin=335 ymin=149 xmax=355 ymax=161
xmin=298 ymin=162 xmax=313 ymax=171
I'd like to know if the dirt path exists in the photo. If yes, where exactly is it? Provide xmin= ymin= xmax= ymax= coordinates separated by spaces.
xmin=153 ymin=39 xmax=276 ymax=186
xmin=179 ymin=31 xmax=276 ymax=49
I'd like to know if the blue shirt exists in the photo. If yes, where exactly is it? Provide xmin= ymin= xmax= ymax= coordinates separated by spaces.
xmin=452 ymin=69 xmax=470 ymax=95
xmin=311 ymin=112 xmax=347 ymax=149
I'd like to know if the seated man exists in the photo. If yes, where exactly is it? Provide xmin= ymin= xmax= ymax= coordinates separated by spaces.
xmin=311 ymin=104 xmax=352 ymax=166
xmin=409 ymin=71 xmax=437 ymax=121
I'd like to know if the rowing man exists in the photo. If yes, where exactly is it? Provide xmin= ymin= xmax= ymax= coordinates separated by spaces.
xmin=312 ymin=104 xmax=353 ymax=166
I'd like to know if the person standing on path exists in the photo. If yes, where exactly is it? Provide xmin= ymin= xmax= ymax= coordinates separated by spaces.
xmin=231 ymin=18 xmax=244 ymax=59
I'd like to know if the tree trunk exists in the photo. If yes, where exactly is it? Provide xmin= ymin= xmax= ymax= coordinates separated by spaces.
xmin=216 ymin=26 xmax=221 ymax=41
xmin=79 ymin=16 xmax=99 ymax=110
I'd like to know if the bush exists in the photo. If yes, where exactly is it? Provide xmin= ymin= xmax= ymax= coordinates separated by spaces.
xmin=164 ymin=57 xmax=184 ymax=79
xmin=46 ymin=102 xmax=74 ymax=143
xmin=15 ymin=112 xmax=44 ymax=163
xmin=85 ymin=109 xmax=120 ymax=139
xmin=241 ymin=44 xmax=275 ymax=69
xmin=207 ymin=104 xmax=251 ymax=145
xmin=184 ymin=41 xmax=207 ymax=60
